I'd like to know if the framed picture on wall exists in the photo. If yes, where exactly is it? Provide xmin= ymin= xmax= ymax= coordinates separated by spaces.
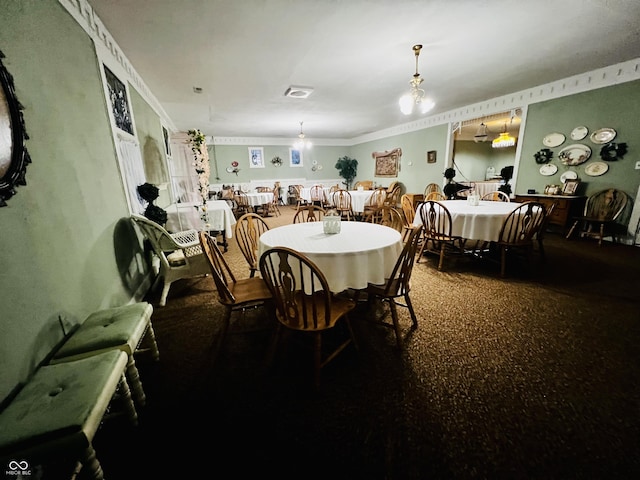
xmin=103 ymin=65 xmax=134 ymax=135
xmin=289 ymin=148 xmax=303 ymax=167
xmin=427 ymin=150 xmax=437 ymax=163
xmin=248 ymin=147 xmax=265 ymax=168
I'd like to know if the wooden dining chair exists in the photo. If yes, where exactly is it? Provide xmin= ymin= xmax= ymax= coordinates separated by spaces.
xmin=370 ymin=205 xmax=405 ymax=234
xmin=293 ymin=204 xmax=326 ymax=223
xmin=495 ymin=201 xmax=545 ymax=277
xmin=366 ymin=226 xmax=422 ymax=349
xmin=354 ymin=180 xmax=374 ymax=190
xmin=361 ymin=187 xmax=387 ymax=222
xmin=233 ymin=190 xmax=253 ymax=218
xmin=565 ymin=188 xmax=629 ymax=246
xmin=259 ymin=246 xmax=358 ymax=390
xmin=481 ymin=190 xmax=510 ymax=202
xmin=235 ymin=213 xmax=270 ymax=277
xmin=425 ymin=191 xmax=446 ymax=201
xmin=309 ymin=185 xmax=329 ymax=208
xmin=423 ymin=182 xmax=442 ymax=198
xmin=199 ymin=231 xmax=274 ymax=356
xmin=534 ymin=201 xmax=556 ymax=261
xmin=331 ymin=189 xmax=355 ymax=221
xmin=416 ymin=201 xmax=465 ymax=271
xmin=384 ymin=183 xmax=402 ymax=208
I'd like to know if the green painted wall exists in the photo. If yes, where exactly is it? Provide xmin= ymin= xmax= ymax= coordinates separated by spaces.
xmin=0 ymin=0 xmax=152 ymax=403
xmin=350 ymin=124 xmax=450 ymax=194
xmin=515 ymin=80 xmax=640 ymax=202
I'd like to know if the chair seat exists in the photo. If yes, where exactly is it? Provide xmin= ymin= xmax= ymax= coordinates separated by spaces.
xmin=167 ymin=250 xmax=186 ymax=266
xmin=51 ymin=303 xmax=155 ymax=359
xmin=224 ymin=277 xmax=273 ymax=306
xmin=284 ymin=292 xmax=356 ymax=331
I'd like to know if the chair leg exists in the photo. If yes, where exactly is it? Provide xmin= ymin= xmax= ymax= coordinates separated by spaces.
xmin=388 ymin=301 xmax=403 ymax=349
xmin=159 ymin=281 xmax=171 ymax=307
xmin=501 ymin=247 xmax=507 ymax=277
xmin=313 ymin=332 xmax=322 ymax=390
xmin=404 ymin=294 xmax=418 ymax=328
xmin=566 ymin=220 xmax=579 ymax=239
xmin=438 ymin=244 xmax=445 ymax=271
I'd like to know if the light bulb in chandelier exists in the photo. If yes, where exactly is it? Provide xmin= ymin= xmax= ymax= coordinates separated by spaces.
xmin=399 ymin=44 xmax=435 ymax=115
xmin=293 ymin=121 xmax=312 ymax=149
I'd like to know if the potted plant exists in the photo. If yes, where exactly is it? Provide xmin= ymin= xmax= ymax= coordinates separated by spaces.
xmin=335 ymin=156 xmax=358 ymax=190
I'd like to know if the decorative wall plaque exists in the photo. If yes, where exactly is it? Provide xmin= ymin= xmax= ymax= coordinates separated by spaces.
xmin=372 ymin=147 xmax=402 ymax=177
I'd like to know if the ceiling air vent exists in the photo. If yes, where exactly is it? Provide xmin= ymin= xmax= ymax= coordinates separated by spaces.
xmin=284 ymin=85 xmax=314 ymax=99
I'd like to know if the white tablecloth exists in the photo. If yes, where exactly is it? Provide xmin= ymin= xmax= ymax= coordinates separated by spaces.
xmin=459 ymin=181 xmax=503 ymax=198
xmin=245 ymin=192 xmax=274 ymax=207
xmin=413 ymin=200 xmax=523 ymax=242
xmin=258 ymin=222 xmax=403 ymax=293
xmin=348 ymin=190 xmax=374 ymax=213
xmin=165 ymin=200 xmax=236 ymax=237
xmin=299 ymin=186 xmax=333 ymax=203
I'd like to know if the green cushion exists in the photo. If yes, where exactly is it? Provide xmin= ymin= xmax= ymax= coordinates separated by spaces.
xmin=0 ymin=350 xmax=128 ymax=456
xmin=52 ymin=302 xmax=153 ymax=360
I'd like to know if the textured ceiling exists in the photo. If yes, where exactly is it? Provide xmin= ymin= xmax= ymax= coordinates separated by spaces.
xmin=88 ymin=0 xmax=640 ymax=141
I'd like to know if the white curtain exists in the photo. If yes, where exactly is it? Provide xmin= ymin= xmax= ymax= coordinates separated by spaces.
xmin=117 ymin=135 xmax=146 ymax=214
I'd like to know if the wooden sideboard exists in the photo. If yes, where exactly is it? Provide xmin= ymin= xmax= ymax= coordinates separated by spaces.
xmin=514 ymin=194 xmax=586 ymax=231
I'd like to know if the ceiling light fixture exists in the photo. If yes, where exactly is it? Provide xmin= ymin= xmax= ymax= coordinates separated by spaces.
xmin=399 ymin=44 xmax=435 ymax=115
xmin=473 ymin=123 xmax=489 ymax=143
xmin=492 ymin=125 xmax=516 ymax=149
xmin=492 ymin=110 xmax=518 ymax=148
xmin=293 ymin=121 xmax=312 ymax=149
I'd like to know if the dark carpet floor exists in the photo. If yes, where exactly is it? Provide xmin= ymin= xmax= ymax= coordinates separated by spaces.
xmin=94 ymin=206 xmax=640 ymax=480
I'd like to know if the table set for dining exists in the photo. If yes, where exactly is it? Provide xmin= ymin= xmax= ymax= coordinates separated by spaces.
xmin=298 ymin=187 xmax=375 ymax=214
xmin=258 ymin=221 xmax=403 ymax=293
xmin=413 ymin=199 xmax=527 ymax=243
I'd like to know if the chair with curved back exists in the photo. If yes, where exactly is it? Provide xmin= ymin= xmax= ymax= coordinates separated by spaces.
xmin=235 ymin=213 xmax=270 ymax=278
xmin=233 ymin=190 xmax=253 ymax=218
xmin=131 ymin=214 xmax=210 ymax=306
xmin=366 ymin=226 xmax=422 ymax=349
xmin=361 ymin=187 xmax=387 ymax=222
xmin=293 ymin=204 xmax=326 ymax=223
xmin=384 ymin=183 xmax=402 ymax=208
xmin=423 ymin=183 xmax=442 ymax=198
xmin=481 ymin=191 xmax=510 ymax=202
xmin=288 ymin=184 xmax=305 ymax=207
xmin=309 ymin=185 xmax=329 ymax=208
xmin=259 ymin=247 xmax=358 ymax=390
xmin=199 ymin=231 xmax=273 ymax=356
xmin=369 ymin=205 xmax=405 ymax=234
xmin=331 ymin=189 xmax=355 ymax=221
xmin=416 ymin=201 xmax=465 ymax=271
xmin=566 ymin=188 xmax=630 ymax=246
xmin=495 ymin=201 xmax=545 ymax=277
xmin=534 ymin=201 xmax=556 ymax=261
xmin=425 ymin=191 xmax=446 ymax=201
xmin=354 ymin=180 xmax=374 ymax=190
xmin=400 ymin=194 xmax=420 ymax=242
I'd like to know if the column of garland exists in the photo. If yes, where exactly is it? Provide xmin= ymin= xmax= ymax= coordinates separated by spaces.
xmin=187 ymin=129 xmax=211 ymax=227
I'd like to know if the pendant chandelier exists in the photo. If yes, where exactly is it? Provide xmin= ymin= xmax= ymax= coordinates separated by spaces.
xmin=399 ymin=44 xmax=435 ymax=115
xmin=473 ymin=123 xmax=489 ymax=143
xmin=492 ymin=123 xmax=516 ymax=149
xmin=293 ymin=121 xmax=312 ymax=149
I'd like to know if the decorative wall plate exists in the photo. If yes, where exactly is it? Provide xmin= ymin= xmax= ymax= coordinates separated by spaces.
xmin=590 ymin=128 xmax=616 ymax=144
xmin=539 ymin=163 xmax=558 ymax=176
xmin=558 ymin=144 xmax=591 ymax=166
xmin=226 ymin=166 xmax=235 ymax=173
xmin=584 ymin=161 xmax=609 ymax=176
xmin=542 ymin=132 xmax=566 ymax=148
xmin=570 ymin=126 xmax=588 ymax=140
xmin=560 ymin=170 xmax=578 ymax=183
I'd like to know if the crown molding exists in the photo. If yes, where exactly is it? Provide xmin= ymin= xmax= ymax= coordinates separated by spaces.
xmin=60 ymin=0 xmax=639 ymax=147
xmin=59 ymin=0 xmax=177 ymax=132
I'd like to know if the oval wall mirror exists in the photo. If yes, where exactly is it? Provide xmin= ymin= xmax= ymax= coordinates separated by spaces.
xmin=0 ymin=50 xmax=31 ymax=207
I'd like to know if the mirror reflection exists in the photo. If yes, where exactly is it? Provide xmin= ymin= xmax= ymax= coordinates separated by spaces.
xmin=451 ymin=109 xmax=521 ymax=196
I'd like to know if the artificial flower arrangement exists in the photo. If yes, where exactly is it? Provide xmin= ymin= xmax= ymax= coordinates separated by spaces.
xmin=187 ymin=129 xmax=211 ymax=225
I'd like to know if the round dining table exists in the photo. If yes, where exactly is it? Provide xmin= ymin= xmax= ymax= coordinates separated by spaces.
xmin=413 ymin=200 xmax=523 ymax=242
xmin=258 ymin=221 xmax=403 ymax=293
